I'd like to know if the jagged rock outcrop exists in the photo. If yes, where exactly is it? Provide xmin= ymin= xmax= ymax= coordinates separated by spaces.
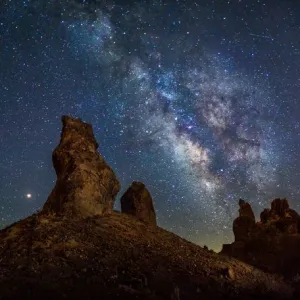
xmin=271 ymin=198 xmax=289 ymax=217
xmin=260 ymin=198 xmax=300 ymax=234
xmin=233 ymin=199 xmax=255 ymax=242
xmin=121 ymin=181 xmax=156 ymax=226
xmin=43 ymin=115 xmax=120 ymax=217
xmin=238 ymin=199 xmax=255 ymax=221
xmin=221 ymin=198 xmax=300 ymax=278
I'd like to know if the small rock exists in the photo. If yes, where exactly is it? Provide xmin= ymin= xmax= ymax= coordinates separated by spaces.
xmin=171 ymin=286 xmax=180 ymax=300
xmin=224 ymin=267 xmax=235 ymax=280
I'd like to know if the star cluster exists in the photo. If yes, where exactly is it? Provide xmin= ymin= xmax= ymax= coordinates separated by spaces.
xmin=1 ymin=0 xmax=300 ymax=250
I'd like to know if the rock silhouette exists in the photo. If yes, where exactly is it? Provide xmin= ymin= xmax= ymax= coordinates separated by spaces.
xmin=222 ymin=198 xmax=300 ymax=278
xmin=233 ymin=199 xmax=256 ymax=242
xmin=121 ymin=181 xmax=156 ymax=226
xmin=238 ymin=199 xmax=255 ymax=221
xmin=43 ymin=115 xmax=120 ymax=217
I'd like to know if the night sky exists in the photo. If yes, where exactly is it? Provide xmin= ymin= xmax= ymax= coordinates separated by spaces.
xmin=1 ymin=0 xmax=300 ymax=251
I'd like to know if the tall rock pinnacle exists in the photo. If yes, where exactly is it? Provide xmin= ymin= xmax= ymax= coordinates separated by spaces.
xmin=232 ymin=199 xmax=255 ymax=242
xmin=238 ymin=199 xmax=255 ymax=221
xmin=121 ymin=181 xmax=156 ymax=226
xmin=42 ymin=115 xmax=120 ymax=217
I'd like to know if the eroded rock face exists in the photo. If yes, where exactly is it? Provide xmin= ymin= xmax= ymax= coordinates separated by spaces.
xmin=221 ymin=198 xmax=300 ymax=278
xmin=271 ymin=198 xmax=289 ymax=217
xmin=121 ymin=181 xmax=156 ymax=226
xmin=233 ymin=199 xmax=256 ymax=242
xmin=238 ymin=199 xmax=255 ymax=221
xmin=259 ymin=198 xmax=300 ymax=234
xmin=42 ymin=115 xmax=120 ymax=217
xmin=233 ymin=216 xmax=255 ymax=242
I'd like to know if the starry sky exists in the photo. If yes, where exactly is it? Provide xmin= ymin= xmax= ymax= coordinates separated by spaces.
xmin=1 ymin=0 xmax=300 ymax=251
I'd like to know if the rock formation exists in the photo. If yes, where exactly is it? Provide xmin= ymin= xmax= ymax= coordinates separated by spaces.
xmin=121 ymin=181 xmax=156 ymax=226
xmin=221 ymin=198 xmax=300 ymax=278
xmin=233 ymin=199 xmax=255 ymax=242
xmin=0 ymin=116 xmax=294 ymax=299
xmin=42 ymin=115 xmax=120 ymax=217
xmin=238 ymin=199 xmax=255 ymax=221
xmin=260 ymin=198 xmax=300 ymax=233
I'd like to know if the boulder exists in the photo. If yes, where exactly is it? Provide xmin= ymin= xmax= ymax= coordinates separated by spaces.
xmin=42 ymin=115 xmax=120 ymax=217
xmin=121 ymin=181 xmax=156 ymax=226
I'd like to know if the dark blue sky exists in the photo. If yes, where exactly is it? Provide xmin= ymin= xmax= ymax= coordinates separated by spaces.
xmin=1 ymin=0 xmax=300 ymax=250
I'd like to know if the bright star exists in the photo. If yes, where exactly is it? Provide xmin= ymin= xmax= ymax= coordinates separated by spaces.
xmin=26 ymin=193 xmax=32 ymax=199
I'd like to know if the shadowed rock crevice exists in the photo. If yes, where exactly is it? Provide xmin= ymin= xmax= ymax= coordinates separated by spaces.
xmin=42 ymin=116 xmax=120 ymax=217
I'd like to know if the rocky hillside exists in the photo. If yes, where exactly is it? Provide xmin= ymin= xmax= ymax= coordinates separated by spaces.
xmin=0 ymin=210 xmax=293 ymax=300
xmin=0 ymin=116 xmax=294 ymax=299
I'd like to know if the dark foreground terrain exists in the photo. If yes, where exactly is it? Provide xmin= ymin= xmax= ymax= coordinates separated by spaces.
xmin=0 ymin=115 xmax=295 ymax=299
xmin=0 ymin=211 xmax=293 ymax=300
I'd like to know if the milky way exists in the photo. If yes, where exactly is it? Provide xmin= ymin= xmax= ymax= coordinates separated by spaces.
xmin=1 ymin=0 xmax=300 ymax=250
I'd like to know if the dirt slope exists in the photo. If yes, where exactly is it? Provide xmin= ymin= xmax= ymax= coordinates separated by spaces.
xmin=0 ymin=211 xmax=293 ymax=300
